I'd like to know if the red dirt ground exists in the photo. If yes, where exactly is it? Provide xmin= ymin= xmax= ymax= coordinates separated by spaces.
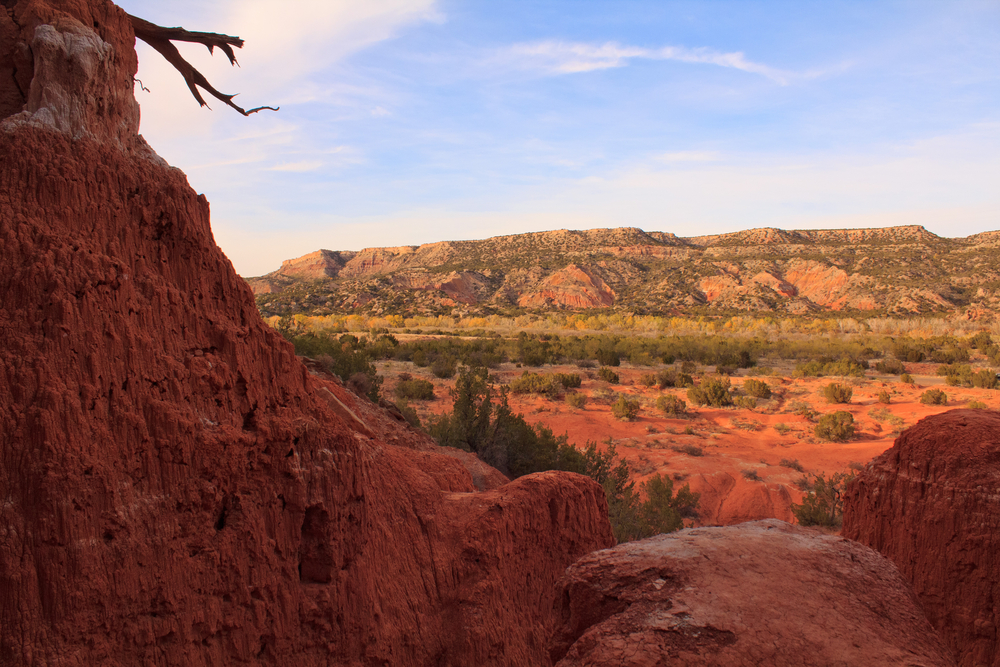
xmin=380 ymin=361 xmax=992 ymax=526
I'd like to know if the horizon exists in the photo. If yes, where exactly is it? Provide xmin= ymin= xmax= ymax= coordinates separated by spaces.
xmin=119 ymin=0 xmax=1000 ymax=276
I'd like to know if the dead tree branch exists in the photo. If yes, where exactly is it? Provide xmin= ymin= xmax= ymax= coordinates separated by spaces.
xmin=128 ymin=15 xmax=279 ymax=116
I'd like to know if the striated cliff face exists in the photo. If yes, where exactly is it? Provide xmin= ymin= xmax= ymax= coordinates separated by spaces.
xmin=549 ymin=520 xmax=956 ymax=666
xmin=843 ymin=410 xmax=1000 ymax=667
xmin=252 ymin=222 xmax=1000 ymax=318
xmin=0 ymin=2 xmax=615 ymax=665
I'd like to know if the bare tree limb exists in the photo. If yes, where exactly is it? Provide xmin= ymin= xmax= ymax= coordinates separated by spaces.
xmin=128 ymin=14 xmax=279 ymax=117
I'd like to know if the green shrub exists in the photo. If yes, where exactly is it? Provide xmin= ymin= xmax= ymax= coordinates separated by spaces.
xmin=431 ymin=357 xmax=458 ymax=379
xmin=877 ymin=390 xmax=891 ymax=404
xmin=598 ymin=367 xmax=620 ymax=383
xmin=743 ymin=378 xmax=772 ymax=399
xmin=968 ymin=400 xmax=988 ymax=409
xmin=510 ymin=371 xmax=560 ymax=397
xmin=734 ymin=396 xmax=757 ymax=410
xmin=595 ymin=348 xmax=621 ymax=367
xmin=395 ymin=378 xmax=435 ymax=400
xmin=823 ymin=383 xmax=853 ymax=404
xmin=686 ymin=377 xmax=733 ymax=407
xmin=919 ymin=388 xmax=948 ymax=405
xmin=680 ymin=361 xmax=698 ymax=374
xmin=611 ymin=396 xmax=640 ymax=421
xmin=554 ymin=373 xmax=582 ymax=389
xmin=675 ymin=372 xmax=694 ymax=388
xmin=791 ymin=472 xmax=854 ymax=527
xmin=394 ymin=400 xmax=422 ymax=428
xmin=900 ymin=373 xmax=914 ymax=384
xmin=874 ymin=358 xmax=905 ymax=375
xmin=672 ymin=444 xmax=704 ymax=457
xmin=656 ymin=394 xmax=687 ymax=417
xmin=639 ymin=373 xmax=658 ymax=388
xmin=814 ymin=411 xmax=855 ymax=442
xmin=565 ymin=392 xmax=587 ymax=409
xmin=741 ymin=469 xmax=762 ymax=482
xmin=971 ymin=370 xmax=998 ymax=390
xmin=774 ymin=422 xmax=791 ymax=435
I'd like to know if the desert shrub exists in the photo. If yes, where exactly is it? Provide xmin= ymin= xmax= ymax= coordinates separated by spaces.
xmin=814 ymin=411 xmax=855 ymax=442
xmin=598 ymin=367 xmax=620 ymax=384
xmin=679 ymin=361 xmax=698 ymax=374
xmin=900 ymin=373 xmax=914 ymax=384
xmin=655 ymin=370 xmax=677 ymax=389
xmin=823 ymin=383 xmax=853 ymax=404
xmin=686 ymin=377 xmax=732 ymax=407
xmin=790 ymin=401 xmax=818 ymax=420
xmin=874 ymin=358 xmax=906 ymax=375
xmin=793 ymin=476 xmax=813 ymax=492
xmin=672 ymin=444 xmax=704 ymax=457
xmin=431 ymin=357 xmax=458 ymax=379
xmin=743 ymin=378 xmax=772 ymax=399
xmin=715 ymin=365 xmax=736 ymax=376
xmin=635 ymin=474 xmax=700 ymax=536
xmin=611 ymin=396 xmax=641 ymax=421
xmin=575 ymin=359 xmax=596 ymax=369
xmin=639 ymin=373 xmax=658 ymax=388
xmin=394 ymin=400 xmax=421 ymax=428
xmin=968 ymin=400 xmax=988 ymax=409
xmin=919 ymin=389 xmax=948 ymax=405
xmin=971 ymin=370 xmax=998 ymax=390
xmin=565 ymin=392 xmax=587 ymax=409
xmin=656 ymin=394 xmax=687 ymax=417
xmin=395 ymin=378 xmax=435 ymax=400
xmin=791 ymin=472 xmax=854 ymax=528
xmin=938 ymin=363 xmax=972 ymax=387
xmin=794 ymin=359 xmax=866 ymax=378
xmin=779 ymin=458 xmax=804 ymax=472
xmin=968 ymin=331 xmax=993 ymax=350
xmin=741 ymin=469 xmax=762 ymax=482
xmin=291 ymin=335 xmax=383 ymax=402
xmin=747 ymin=366 xmax=773 ymax=376
xmin=734 ymin=396 xmax=757 ymax=410
xmin=675 ymin=372 xmax=694 ymax=388
xmin=774 ymin=422 xmax=791 ymax=435
xmin=510 ymin=371 xmax=560 ymax=397
xmin=595 ymin=347 xmax=621 ymax=367
xmin=877 ymin=390 xmax=891 ymax=404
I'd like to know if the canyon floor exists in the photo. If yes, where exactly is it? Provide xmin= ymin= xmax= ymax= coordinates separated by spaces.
xmin=379 ymin=357 xmax=985 ymax=526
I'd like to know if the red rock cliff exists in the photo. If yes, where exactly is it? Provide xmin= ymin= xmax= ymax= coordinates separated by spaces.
xmin=0 ymin=2 xmax=615 ymax=665
xmin=843 ymin=409 xmax=1000 ymax=667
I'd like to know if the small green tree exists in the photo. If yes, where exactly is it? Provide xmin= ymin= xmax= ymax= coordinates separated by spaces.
xmin=823 ymin=383 xmax=853 ymax=404
xmin=656 ymin=394 xmax=686 ymax=417
xmin=611 ymin=395 xmax=640 ymax=421
xmin=791 ymin=472 xmax=854 ymax=527
xmin=687 ymin=377 xmax=732 ymax=407
xmin=743 ymin=378 xmax=772 ymax=399
xmin=814 ymin=411 xmax=855 ymax=442
xmin=919 ymin=388 xmax=948 ymax=405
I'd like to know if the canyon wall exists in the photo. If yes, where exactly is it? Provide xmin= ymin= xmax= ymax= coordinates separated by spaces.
xmin=0 ymin=2 xmax=614 ymax=664
xmin=843 ymin=410 xmax=1000 ymax=667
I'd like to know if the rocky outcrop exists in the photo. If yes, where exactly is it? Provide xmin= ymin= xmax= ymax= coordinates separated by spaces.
xmin=550 ymin=520 xmax=956 ymax=666
xmin=517 ymin=264 xmax=615 ymax=309
xmin=252 ymin=223 xmax=994 ymax=318
xmin=843 ymin=410 xmax=1000 ymax=667
xmin=686 ymin=472 xmax=796 ymax=525
xmin=0 ymin=2 xmax=615 ymax=664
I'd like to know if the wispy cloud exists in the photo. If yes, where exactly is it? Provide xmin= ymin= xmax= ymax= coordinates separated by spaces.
xmin=503 ymin=40 xmax=792 ymax=84
xmin=655 ymin=151 xmax=722 ymax=163
xmin=268 ymin=160 xmax=325 ymax=173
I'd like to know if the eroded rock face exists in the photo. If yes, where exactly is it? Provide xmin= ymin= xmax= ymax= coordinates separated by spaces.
xmin=843 ymin=410 xmax=1000 ymax=667
xmin=517 ymin=264 xmax=615 ymax=309
xmin=0 ymin=2 xmax=615 ymax=664
xmin=551 ymin=520 xmax=955 ymax=667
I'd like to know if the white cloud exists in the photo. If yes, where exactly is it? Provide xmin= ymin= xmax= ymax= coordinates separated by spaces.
xmin=655 ymin=151 xmax=722 ymax=163
xmin=371 ymin=106 xmax=392 ymax=117
xmin=502 ymin=40 xmax=792 ymax=83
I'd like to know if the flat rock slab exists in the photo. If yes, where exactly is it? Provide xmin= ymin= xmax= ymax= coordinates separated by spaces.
xmin=551 ymin=519 xmax=955 ymax=667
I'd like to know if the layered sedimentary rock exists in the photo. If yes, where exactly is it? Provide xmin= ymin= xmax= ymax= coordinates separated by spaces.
xmin=843 ymin=410 xmax=1000 ymax=667
xmin=550 ymin=520 xmax=956 ymax=667
xmin=0 ymin=2 xmax=614 ymax=665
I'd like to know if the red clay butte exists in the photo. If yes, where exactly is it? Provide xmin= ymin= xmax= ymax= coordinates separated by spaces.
xmin=844 ymin=409 xmax=1000 ymax=667
xmin=0 ymin=1 xmax=614 ymax=664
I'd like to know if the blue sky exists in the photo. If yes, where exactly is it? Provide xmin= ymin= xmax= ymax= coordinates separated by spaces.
xmin=118 ymin=0 xmax=1000 ymax=276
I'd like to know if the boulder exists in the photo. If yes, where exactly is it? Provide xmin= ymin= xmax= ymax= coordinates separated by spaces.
xmin=551 ymin=520 xmax=955 ymax=666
